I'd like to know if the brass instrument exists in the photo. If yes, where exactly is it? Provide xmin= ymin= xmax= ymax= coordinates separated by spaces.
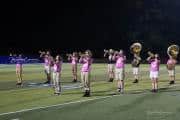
xmin=78 ymin=52 xmax=86 ymax=57
xmin=167 ymin=44 xmax=179 ymax=59
xmin=66 ymin=53 xmax=72 ymax=57
xmin=147 ymin=51 xmax=155 ymax=58
xmin=130 ymin=43 xmax=142 ymax=66
xmin=130 ymin=42 xmax=142 ymax=56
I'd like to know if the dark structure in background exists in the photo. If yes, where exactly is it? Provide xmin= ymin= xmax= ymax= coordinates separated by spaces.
xmin=1 ymin=0 xmax=180 ymax=60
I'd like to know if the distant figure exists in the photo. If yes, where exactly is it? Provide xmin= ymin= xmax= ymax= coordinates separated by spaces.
xmin=113 ymin=50 xmax=126 ymax=93
xmin=52 ymin=55 xmax=63 ymax=95
xmin=14 ymin=54 xmax=26 ymax=86
xmin=39 ymin=50 xmax=53 ymax=84
xmin=166 ymin=56 xmax=177 ymax=85
xmin=67 ymin=52 xmax=78 ymax=82
xmin=147 ymin=52 xmax=160 ymax=93
xmin=131 ymin=54 xmax=141 ymax=83
xmin=104 ymin=49 xmax=115 ymax=82
xmin=79 ymin=50 xmax=93 ymax=97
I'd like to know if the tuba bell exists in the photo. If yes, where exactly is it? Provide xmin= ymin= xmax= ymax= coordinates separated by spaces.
xmin=130 ymin=42 xmax=142 ymax=56
xmin=167 ymin=44 xmax=179 ymax=59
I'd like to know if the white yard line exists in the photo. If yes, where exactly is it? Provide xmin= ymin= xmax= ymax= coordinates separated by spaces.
xmin=0 ymin=95 xmax=113 ymax=116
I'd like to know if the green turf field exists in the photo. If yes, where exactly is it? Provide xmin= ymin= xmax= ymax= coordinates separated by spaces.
xmin=0 ymin=63 xmax=180 ymax=120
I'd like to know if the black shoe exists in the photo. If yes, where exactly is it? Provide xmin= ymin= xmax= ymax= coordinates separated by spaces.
xmin=16 ymin=82 xmax=22 ymax=86
xmin=154 ymin=89 xmax=158 ymax=93
xmin=83 ymin=90 xmax=90 ymax=97
xmin=54 ymin=92 xmax=61 ymax=95
xmin=44 ymin=81 xmax=50 ymax=84
xmin=133 ymin=79 xmax=138 ymax=83
xmin=169 ymin=81 xmax=175 ymax=85
xmin=72 ymin=79 xmax=77 ymax=83
xmin=151 ymin=89 xmax=155 ymax=93
xmin=108 ymin=78 xmax=113 ymax=82
xmin=117 ymin=88 xmax=121 ymax=92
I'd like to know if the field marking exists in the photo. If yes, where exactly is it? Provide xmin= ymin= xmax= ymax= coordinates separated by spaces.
xmin=0 ymin=95 xmax=113 ymax=116
xmin=0 ymin=85 xmax=179 ymax=116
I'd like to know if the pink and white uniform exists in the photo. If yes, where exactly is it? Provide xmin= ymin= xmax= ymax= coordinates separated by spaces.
xmin=44 ymin=57 xmax=51 ymax=74
xmin=79 ymin=57 xmax=92 ymax=72
xmin=115 ymin=56 xmax=126 ymax=69
xmin=149 ymin=59 xmax=160 ymax=79
xmin=167 ymin=59 xmax=176 ymax=66
xmin=114 ymin=55 xmax=126 ymax=80
xmin=53 ymin=60 xmax=62 ymax=93
xmin=71 ymin=56 xmax=78 ymax=65
xmin=53 ymin=61 xmax=62 ymax=73
xmin=149 ymin=59 xmax=160 ymax=72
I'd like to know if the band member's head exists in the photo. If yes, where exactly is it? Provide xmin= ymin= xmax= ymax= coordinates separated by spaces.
xmin=72 ymin=52 xmax=78 ymax=57
xmin=155 ymin=54 xmax=159 ymax=59
xmin=85 ymin=50 xmax=92 ymax=57
xmin=46 ymin=51 xmax=51 ymax=55
xmin=119 ymin=49 xmax=124 ymax=56
xmin=56 ymin=55 xmax=59 ymax=60
xmin=109 ymin=49 xmax=114 ymax=54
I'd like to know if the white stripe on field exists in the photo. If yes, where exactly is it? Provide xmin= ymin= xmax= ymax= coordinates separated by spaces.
xmin=0 ymin=95 xmax=113 ymax=116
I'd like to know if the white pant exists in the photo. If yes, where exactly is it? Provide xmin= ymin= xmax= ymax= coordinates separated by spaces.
xmin=133 ymin=67 xmax=139 ymax=75
xmin=115 ymin=68 xmax=125 ymax=80
xmin=150 ymin=71 xmax=159 ymax=79
xmin=168 ymin=70 xmax=175 ymax=76
xmin=44 ymin=65 xmax=51 ymax=74
xmin=53 ymin=72 xmax=61 ymax=93
xmin=81 ymin=72 xmax=90 ymax=91
xmin=108 ymin=64 xmax=114 ymax=72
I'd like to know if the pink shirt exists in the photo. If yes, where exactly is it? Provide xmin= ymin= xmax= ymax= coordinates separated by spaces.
xmin=44 ymin=58 xmax=50 ymax=67
xmin=167 ymin=59 xmax=176 ymax=65
xmin=115 ymin=55 xmax=126 ymax=68
xmin=71 ymin=56 xmax=78 ymax=65
xmin=149 ymin=59 xmax=160 ymax=72
xmin=53 ymin=61 xmax=62 ymax=72
xmin=79 ymin=57 xmax=92 ymax=72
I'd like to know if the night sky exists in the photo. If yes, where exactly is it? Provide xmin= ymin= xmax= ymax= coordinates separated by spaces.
xmin=1 ymin=0 xmax=180 ymax=57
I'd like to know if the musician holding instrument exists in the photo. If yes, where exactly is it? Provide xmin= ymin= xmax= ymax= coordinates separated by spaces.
xmin=79 ymin=50 xmax=93 ymax=97
xmin=104 ymin=49 xmax=115 ymax=82
xmin=147 ymin=52 xmax=160 ymax=93
xmin=113 ymin=50 xmax=126 ymax=93
xmin=130 ymin=43 xmax=142 ymax=83
xmin=67 ymin=52 xmax=78 ymax=82
xmin=166 ymin=45 xmax=179 ymax=85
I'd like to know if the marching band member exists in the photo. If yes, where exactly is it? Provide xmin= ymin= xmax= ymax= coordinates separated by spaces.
xmin=130 ymin=42 xmax=142 ymax=83
xmin=167 ymin=56 xmax=177 ymax=84
xmin=52 ymin=55 xmax=63 ymax=95
xmin=131 ymin=54 xmax=141 ymax=83
xmin=147 ymin=52 xmax=160 ymax=93
xmin=104 ymin=49 xmax=115 ymax=82
xmin=15 ymin=54 xmax=26 ymax=86
xmin=113 ymin=50 xmax=126 ymax=93
xmin=67 ymin=52 xmax=78 ymax=82
xmin=39 ymin=50 xmax=53 ymax=84
xmin=79 ymin=50 xmax=93 ymax=97
xmin=166 ymin=45 xmax=179 ymax=85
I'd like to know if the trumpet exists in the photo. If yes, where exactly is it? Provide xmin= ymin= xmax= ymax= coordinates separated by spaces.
xmin=167 ymin=44 xmax=179 ymax=59
xmin=78 ymin=52 xmax=86 ymax=57
xmin=39 ymin=50 xmax=46 ymax=54
xmin=66 ymin=53 xmax=72 ymax=57
xmin=147 ymin=51 xmax=155 ymax=58
xmin=104 ymin=49 xmax=114 ymax=54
